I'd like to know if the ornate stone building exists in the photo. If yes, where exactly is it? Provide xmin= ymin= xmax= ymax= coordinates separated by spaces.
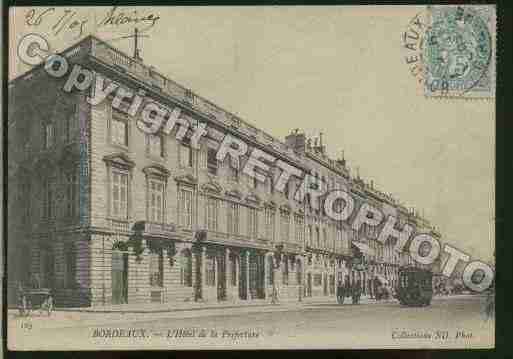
xmin=8 ymin=35 xmax=438 ymax=307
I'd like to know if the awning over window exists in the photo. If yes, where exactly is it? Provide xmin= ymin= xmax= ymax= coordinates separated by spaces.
xmin=352 ymin=241 xmax=375 ymax=256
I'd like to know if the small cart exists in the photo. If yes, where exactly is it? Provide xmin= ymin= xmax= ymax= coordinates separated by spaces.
xmin=18 ymin=288 xmax=54 ymax=316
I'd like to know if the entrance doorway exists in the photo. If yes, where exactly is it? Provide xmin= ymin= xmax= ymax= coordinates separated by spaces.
xmin=249 ymin=253 xmax=265 ymax=299
xmin=239 ymin=253 xmax=248 ymax=300
xmin=217 ymin=253 xmax=226 ymax=301
xmin=112 ymin=251 xmax=128 ymax=304
xmin=329 ymin=274 xmax=335 ymax=295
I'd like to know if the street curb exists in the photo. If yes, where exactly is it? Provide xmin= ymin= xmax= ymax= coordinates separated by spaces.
xmin=7 ymin=296 xmax=480 ymax=316
xmin=49 ymin=299 xmax=392 ymax=314
xmin=54 ymin=303 xmax=279 ymax=314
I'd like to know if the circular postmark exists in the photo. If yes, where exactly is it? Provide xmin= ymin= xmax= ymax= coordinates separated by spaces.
xmin=402 ymin=11 xmax=429 ymax=86
xmin=423 ymin=6 xmax=492 ymax=96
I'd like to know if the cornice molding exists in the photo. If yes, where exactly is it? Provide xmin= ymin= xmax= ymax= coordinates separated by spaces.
xmin=142 ymin=164 xmax=171 ymax=178
xmin=103 ymin=153 xmax=135 ymax=170
xmin=174 ymin=174 xmax=197 ymax=186
xmin=245 ymin=193 xmax=261 ymax=206
xmin=225 ymin=188 xmax=242 ymax=200
xmin=200 ymin=181 xmax=223 ymax=195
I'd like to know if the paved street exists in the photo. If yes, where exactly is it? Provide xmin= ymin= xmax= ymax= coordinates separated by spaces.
xmin=8 ymin=294 xmax=494 ymax=350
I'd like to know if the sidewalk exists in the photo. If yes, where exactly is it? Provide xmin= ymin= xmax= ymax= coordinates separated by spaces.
xmin=49 ymin=295 xmax=390 ymax=313
xmin=57 ymin=299 xmax=278 ymax=314
xmin=48 ymin=294 xmax=474 ymax=314
xmin=7 ymin=295 xmax=400 ymax=332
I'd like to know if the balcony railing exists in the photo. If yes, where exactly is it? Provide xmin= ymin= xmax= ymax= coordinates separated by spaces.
xmin=89 ymin=37 xmax=305 ymax=166
xmin=275 ymin=241 xmax=302 ymax=254
xmin=139 ymin=221 xmax=176 ymax=236
xmin=109 ymin=218 xmax=130 ymax=232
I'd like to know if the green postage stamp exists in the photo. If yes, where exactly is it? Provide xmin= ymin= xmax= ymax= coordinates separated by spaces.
xmin=423 ymin=5 xmax=496 ymax=98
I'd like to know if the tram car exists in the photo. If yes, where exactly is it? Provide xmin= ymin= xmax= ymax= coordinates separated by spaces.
xmin=396 ymin=266 xmax=433 ymax=307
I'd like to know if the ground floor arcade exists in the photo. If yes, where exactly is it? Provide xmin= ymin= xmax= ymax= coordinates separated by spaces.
xmin=9 ymin=229 xmax=351 ymax=307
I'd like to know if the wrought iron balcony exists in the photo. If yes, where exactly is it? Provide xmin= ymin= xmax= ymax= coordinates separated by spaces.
xmin=133 ymin=220 xmax=177 ymax=238
xmin=274 ymin=241 xmax=302 ymax=254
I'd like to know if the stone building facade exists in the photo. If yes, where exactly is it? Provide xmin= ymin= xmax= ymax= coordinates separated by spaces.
xmin=8 ymin=36 xmax=438 ymax=307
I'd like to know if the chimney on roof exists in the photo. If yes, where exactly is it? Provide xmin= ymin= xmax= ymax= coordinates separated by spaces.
xmin=336 ymin=150 xmax=347 ymax=168
xmin=312 ymin=133 xmax=326 ymax=154
xmin=319 ymin=132 xmax=327 ymax=154
xmin=285 ymin=129 xmax=306 ymax=154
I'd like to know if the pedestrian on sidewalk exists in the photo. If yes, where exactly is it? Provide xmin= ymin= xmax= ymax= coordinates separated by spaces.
xmin=373 ymin=277 xmax=380 ymax=301
xmin=271 ymin=283 xmax=279 ymax=305
xmin=336 ymin=281 xmax=344 ymax=304
xmin=352 ymin=280 xmax=362 ymax=304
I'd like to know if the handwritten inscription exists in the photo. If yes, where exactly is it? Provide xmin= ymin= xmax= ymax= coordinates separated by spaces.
xmin=24 ymin=6 xmax=160 ymax=39
xmin=26 ymin=8 xmax=88 ymax=38
xmin=98 ymin=6 xmax=160 ymax=31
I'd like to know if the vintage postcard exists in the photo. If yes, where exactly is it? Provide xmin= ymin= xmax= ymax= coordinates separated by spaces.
xmin=6 ymin=5 xmax=495 ymax=350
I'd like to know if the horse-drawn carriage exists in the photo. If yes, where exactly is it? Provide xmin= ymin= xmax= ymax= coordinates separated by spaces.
xmin=336 ymin=282 xmax=362 ymax=304
xmin=18 ymin=288 xmax=54 ymax=316
xmin=374 ymin=275 xmax=393 ymax=300
xmin=396 ymin=266 xmax=433 ymax=307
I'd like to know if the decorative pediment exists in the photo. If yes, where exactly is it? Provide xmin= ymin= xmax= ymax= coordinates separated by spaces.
xmin=142 ymin=164 xmax=171 ymax=178
xmin=225 ymin=189 xmax=242 ymax=200
xmin=103 ymin=153 xmax=135 ymax=170
xmin=200 ymin=181 xmax=223 ymax=195
xmin=174 ymin=174 xmax=197 ymax=186
xmin=280 ymin=204 xmax=292 ymax=213
xmin=295 ymin=208 xmax=305 ymax=215
xmin=264 ymin=200 xmax=277 ymax=209
xmin=245 ymin=193 xmax=261 ymax=205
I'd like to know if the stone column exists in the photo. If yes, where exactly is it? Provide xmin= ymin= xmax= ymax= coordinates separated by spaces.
xmin=246 ymin=250 xmax=250 ymax=300
xmin=236 ymin=252 xmax=240 ymax=300
xmin=236 ymin=253 xmax=239 ymax=283
xmin=214 ymin=253 xmax=218 ymax=301
xmin=321 ymin=269 xmax=325 ymax=296
xmin=335 ymin=260 xmax=339 ymax=285
xmin=201 ymin=246 xmax=206 ymax=300
xmin=298 ymin=256 xmax=304 ymax=302
xmin=225 ymin=248 xmax=230 ymax=301
xmin=263 ymin=253 xmax=269 ymax=299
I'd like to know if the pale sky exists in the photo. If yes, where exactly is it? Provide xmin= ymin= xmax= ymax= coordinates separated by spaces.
xmin=9 ymin=6 xmax=495 ymax=262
